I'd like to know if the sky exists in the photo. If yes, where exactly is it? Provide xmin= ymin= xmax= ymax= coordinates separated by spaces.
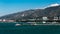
xmin=0 ymin=0 xmax=60 ymax=16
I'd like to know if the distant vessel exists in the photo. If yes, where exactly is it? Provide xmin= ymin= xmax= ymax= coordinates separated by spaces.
xmin=15 ymin=23 xmax=21 ymax=26
xmin=34 ymin=23 xmax=38 ymax=25
xmin=43 ymin=21 xmax=46 ymax=23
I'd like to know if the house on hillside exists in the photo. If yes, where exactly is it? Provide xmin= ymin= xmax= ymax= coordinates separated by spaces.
xmin=42 ymin=17 xmax=48 ymax=20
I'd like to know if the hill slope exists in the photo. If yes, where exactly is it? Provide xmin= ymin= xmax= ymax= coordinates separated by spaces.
xmin=0 ymin=6 xmax=60 ymax=20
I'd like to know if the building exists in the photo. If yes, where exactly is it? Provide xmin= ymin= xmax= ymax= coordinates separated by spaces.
xmin=3 ymin=19 xmax=6 ymax=22
xmin=0 ymin=19 xmax=2 ymax=22
xmin=42 ymin=17 xmax=48 ymax=20
xmin=53 ymin=16 xmax=58 ymax=20
xmin=7 ymin=20 xmax=15 ymax=22
xmin=2 ymin=19 xmax=15 ymax=22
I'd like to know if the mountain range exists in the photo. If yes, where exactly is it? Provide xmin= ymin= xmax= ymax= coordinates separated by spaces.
xmin=0 ymin=5 xmax=60 ymax=20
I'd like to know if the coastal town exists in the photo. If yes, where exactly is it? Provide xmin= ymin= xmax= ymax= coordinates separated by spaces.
xmin=0 ymin=16 xmax=60 ymax=24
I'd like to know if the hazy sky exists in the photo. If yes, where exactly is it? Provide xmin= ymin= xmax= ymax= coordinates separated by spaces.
xmin=0 ymin=0 xmax=60 ymax=16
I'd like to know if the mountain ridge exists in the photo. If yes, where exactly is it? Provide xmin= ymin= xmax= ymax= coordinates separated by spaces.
xmin=0 ymin=6 xmax=60 ymax=20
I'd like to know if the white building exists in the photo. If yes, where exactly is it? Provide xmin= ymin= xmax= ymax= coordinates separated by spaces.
xmin=0 ymin=19 xmax=2 ymax=22
xmin=8 ymin=20 xmax=15 ymax=22
xmin=3 ymin=19 xmax=6 ymax=22
xmin=53 ymin=17 xmax=58 ymax=20
xmin=42 ymin=17 xmax=48 ymax=20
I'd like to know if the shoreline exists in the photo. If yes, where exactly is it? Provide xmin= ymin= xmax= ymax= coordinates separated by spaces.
xmin=22 ymin=24 xmax=60 ymax=26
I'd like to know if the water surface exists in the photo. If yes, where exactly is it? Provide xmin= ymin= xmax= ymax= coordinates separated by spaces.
xmin=0 ymin=22 xmax=60 ymax=34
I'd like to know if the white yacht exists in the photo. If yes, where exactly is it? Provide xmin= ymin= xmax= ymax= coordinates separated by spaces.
xmin=15 ymin=23 xmax=21 ymax=26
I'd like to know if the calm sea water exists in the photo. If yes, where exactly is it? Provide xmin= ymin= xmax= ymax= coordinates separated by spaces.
xmin=0 ymin=22 xmax=60 ymax=34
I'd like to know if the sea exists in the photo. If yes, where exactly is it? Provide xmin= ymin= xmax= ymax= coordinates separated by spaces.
xmin=0 ymin=22 xmax=60 ymax=34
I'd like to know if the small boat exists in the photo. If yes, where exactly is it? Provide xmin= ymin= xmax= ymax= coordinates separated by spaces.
xmin=43 ymin=21 xmax=46 ymax=23
xmin=34 ymin=23 xmax=37 ymax=25
xmin=15 ymin=23 xmax=21 ymax=26
xmin=52 ymin=22 xmax=57 ymax=24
